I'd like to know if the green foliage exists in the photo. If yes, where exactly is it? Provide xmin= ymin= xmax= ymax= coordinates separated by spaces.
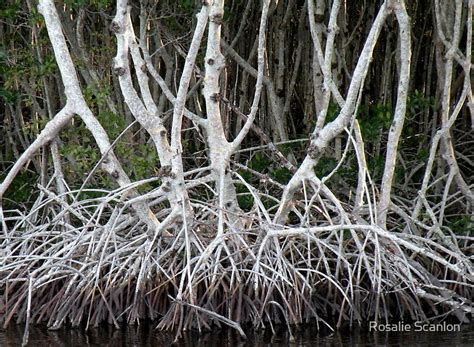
xmin=308 ymin=102 xmax=340 ymax=131
xmin=0 ymin=46 xmax=6 ymax=62
xmin=59 ymin=109 xmax=159 ymax=193
xmin=402 ymin=90 xmax=434 ymax=145
xmin=0 ymin=169 xmax=38 ymax=210
xmin=161 ymin=1 xmax=196 ymax=31
xmin=179 ymin=0 xmax=194 ymax=13
xmin=314 ymin=157 xmax=337 ymax=177
xmin=63 ymin=142 xmax=100 ymax=173
xmin=367 ymin=155 xmax=385 ymax=181
xmin=223 ymin=3 xmax=235 ymax=21
xmin=248 ymin=152 xmax=271 ymax=172
xmin=0 ymin=0 xmax=21 ymax=18
xmin=236 ymin=169 xmax=253 ymax=210
xmin=36 ymin=55 xmax=56 ymax=77
xmin=445 ymin=215 xmax=473 ymax=236
xmin=162 ymin=16 xmax=180 ymax=31
xmin=357 ymin=103 xmax=393 ymax=143
xmin=271 ymin=167 xmax=292 ymax=184
xmin=356 ymin=92 xmax=434 ymax=145
xmin=0 ymin=15 xmax=58 ymax=106
xmin=407 ymin=89 xmax=435 ymax=115
xmin=63 ymin=0 xmax=113 ymax=10
xmin=237 ymin=193 xmax=254 ymax=211
xmin=276 ymin=142 xmax=301 ymax=156
xmin=241 ymin=92 xmax=437 ymax=209
xmin=85 ymin=84 xmax=111 ymax=110
xmin=326 ymin=102 xmax=341 ymax=124
xmin=352 ymin=91 xmax=435 ymax=184
xmin=236 ymin=152 xmax=293 ymax=210
xmin=0 ymin=44 xmax=18 ymax=104
xmin=0 ymin=88 xmax=18 ymax=104
xmin=129 ymin=144 xmax=159 ymax=183
xmin=417 ymin=148 xmax=429 ymax=161
xmin=247 ymin=152 xmax=293 ymax=184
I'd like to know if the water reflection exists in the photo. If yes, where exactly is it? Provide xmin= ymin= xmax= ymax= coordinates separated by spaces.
xmin=1 ymin=322 xmax=473 ymax=346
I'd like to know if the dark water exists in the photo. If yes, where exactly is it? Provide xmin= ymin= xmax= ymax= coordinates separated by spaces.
xmin=1 ymin=322 xmax=474 ymax=346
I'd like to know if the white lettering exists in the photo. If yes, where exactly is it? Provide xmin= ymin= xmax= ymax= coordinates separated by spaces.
xmin=369 ymin=321 xmax=377 ymax=331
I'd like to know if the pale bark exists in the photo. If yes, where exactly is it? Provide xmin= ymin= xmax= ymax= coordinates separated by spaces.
xmin=201 ymin=0 xmax=238 ymax=232
xmin=275 ymin=1 xmax=390 ymax=224
xmin=435 ymin=0 xmax=474 ymax=205
xmin=203 ymin=0 xmax=269 ymax=232
xmin=169 ymin=3 xmax=210 ymax=218
xmin=112 ymin=1 xmax=181 ymax=212
xmin=222 ymin=43 xmax=288 ymax=144
xmin=352 ymin=120 xmax=369 ymax=210
xmin=377 ymin=0 xmax=411 ymax=228
xmin=311 ymin=0 xmax=326 ymax=120
xmin=0 ymin=107 xmax=72 ymax=202
xmin=2 ymin=0 xmax=474 ymax=335
xmin=33 ymin=0 xmax=162 ymax=235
